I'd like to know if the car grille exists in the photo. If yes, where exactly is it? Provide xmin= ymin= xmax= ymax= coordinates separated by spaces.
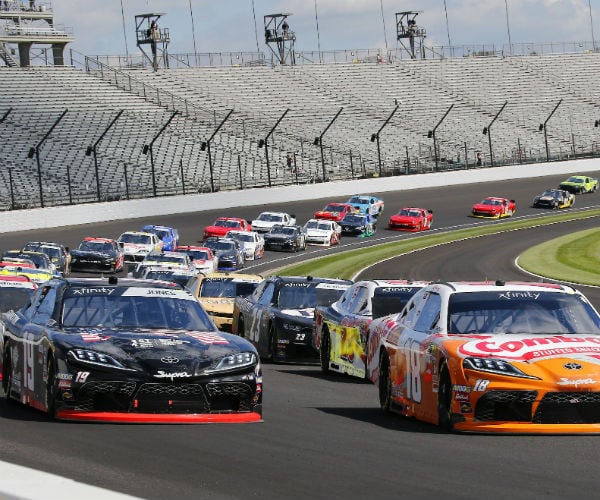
xmin=474 ymin=390 xmax=537 ymax=421
xmin=532 ymin=392 xmax=600 ymax=424
xmin=73 ymin=380 xmax=257 ymax=414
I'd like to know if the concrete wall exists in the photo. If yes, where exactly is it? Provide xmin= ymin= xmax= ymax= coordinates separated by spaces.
xmin=1 ymin=158 xmax=598 ymax=233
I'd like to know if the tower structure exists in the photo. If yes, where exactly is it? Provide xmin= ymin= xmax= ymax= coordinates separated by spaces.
xmin=0 ymin=1 xmax=73 ymax=67
xmin=396 ymin=11 xmax=426 ymax=60
xmin=264 ymin=13 xmax=295 ymax=65
xmin=135 ymin=13 xmax=170 ymax=71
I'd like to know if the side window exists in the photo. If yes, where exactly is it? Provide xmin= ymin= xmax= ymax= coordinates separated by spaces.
xmin=258 ymin=282 xmax=276 ymax=305
xmin=251 ymin=281 xmax=266 ymax=301
xmin=403 ymin=292 xmax=428 ymax=328
xmin=348 ymin=287 xmax=370 ymax=315
xmin=413 ymin=293 xmax=442 ymax=332
xmin=32 ymin=286 xmax=57 ymax=326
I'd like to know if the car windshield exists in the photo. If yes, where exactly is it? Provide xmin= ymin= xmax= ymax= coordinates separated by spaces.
xmin=228 ymin=233 xmax=254 ymax=243
xmin=62 ymin=289 xmax=214 ymax=330
xmin=0 ymin=287 xmax=33 ymax=313
xmin=120 ymin=234 xmax=151 ymax=245
xmin=348 ymin=196 xmax=369 ymax=204
xmin=567 ymin=177 xmax=583 ymax=183
xmin=324 ymin=204 xmax=344 ymax=212
xmin=144 ymin=254 xmax=186 ymax=265
xmin=270 ymin=226 xmax=296 ymax=236
xmin=205 ymin=240 xmax=237 ymax=252
xmin=24 ymin=243 xmax=61 ymax=260
xmin=181 ymin=249 xmax=210 ymax=260
xmin=257 ymin=213 xmax=283 ymax=222
xmin=447 ymin=291 xmax=600 ymax=335
xmin=79 ymin=240 xmax=114 ymax=253
xmin=343 ymin=214 xmax=365 ymax=223
xmin=199 ymin=278 xmax=258 ymax=298
xmin=143 ymin=270 xmax=191 ymax=287
xmin=214 ymin=219 xmax=241 ymax=228
xmin=398 ymin=209 xmax=421 ymax=217
xmin=481 ymin=199 xmax=502 ymax=206
xmin=277 ymin=282 xmax=348 ymax=309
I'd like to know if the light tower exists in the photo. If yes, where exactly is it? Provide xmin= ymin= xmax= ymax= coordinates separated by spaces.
xmin=264 ymin=13 xmax=296 ymax=65
xmin=135 ymin=13 xmax=170 ymax=71
xmin=396 ymin=11 xmax=426 ymax=60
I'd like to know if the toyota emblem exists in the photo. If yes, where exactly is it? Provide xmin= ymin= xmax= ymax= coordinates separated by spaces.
xmin=161 ymin=356 xmax=179 ymax=364
xmin=563 ymin=362 xmax=582 ymax=370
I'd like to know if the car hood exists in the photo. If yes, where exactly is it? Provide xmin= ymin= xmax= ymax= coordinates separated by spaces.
xmin=59 ymin=328 xmax=254 ymax=376
xmin=200 ymin=297 xmax=235 ymax=314
xmin=306 ymin=228 xmax=331 ymax=236
xmin=472 ymin=203 xmax=500 ymax=212
xmin=265 ymin=233 xmax=293 ymax=241
xmin=390 ymin=215 xmax=419 ymax=223
xmin=314 ymin=211 xmax=343 ymax=220
xmin=274 ymin=308 xmax=315 ymax=325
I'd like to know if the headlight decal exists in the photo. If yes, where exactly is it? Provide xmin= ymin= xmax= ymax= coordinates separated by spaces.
xmin=463 ymin=357 xmax=539 ymax=379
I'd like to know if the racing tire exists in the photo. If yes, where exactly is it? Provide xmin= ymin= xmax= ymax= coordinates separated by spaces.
xmin=378 ymin=350 xmax=392 ymax=412
xmin=437 ymin=360 xmax=454 ymax=432
xmin=3 ymin=347 xmax=16 ymax=404
xmin=45 ymin=356 xmax=58 ymax=419
xmin=237 ymin=316 xmax=245 ymax=338
xmin=267 ymin=324 xmax=278 ymax=363
xmin=320 ymin=328 xmax=331 ymax=374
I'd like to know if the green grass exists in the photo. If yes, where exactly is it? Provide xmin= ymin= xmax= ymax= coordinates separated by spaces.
xmin=271 ymin=209 xmax=600 ymax=280
xmin=517 ymin=227 xmax=600 ymax=286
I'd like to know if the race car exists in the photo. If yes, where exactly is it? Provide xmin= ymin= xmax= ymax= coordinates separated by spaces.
xmin=0 ymin=276 xmax=262 ymax=423
xmin=140 ymin=225 xmax=180 ymax=251
xmin=0 ymin=275 xmax=37 ymax=313
xmin=532 ymin=189 xmax=575 ymax=209
xmin=187 ymin=272 xmax=263 ymax=332
xmin=202 ymin=237 xmax=245 ymax=271
xmin=387 ymin=208 xmax=433 ymax=231
xmin=263 ymin=225 xmax=307 ymax=252
xmin=470 ymin=197 xmax=516 ymax=218
xmin=22 ymin=241 xmax=71 ymax=276
xmin=2 ymin=249 xmax=57 ymax=274
xmin=251 ymin=212 xmax=296 ymax=234
xmin=203 ymin=217 xmax=252 ymax=240
xmin=116 ymin=230 xmax=163 ymax=263
xmin=314 ymin=280 xmax=428 ymax=379
xmin=232 ymin=275 xmax=352 ymax=363
xmin=69 ymin=237 xmax=124 ymax=274
xmin=0 ymin=265 xmax=54 ymax=285
xmin=558 ymin=175 xmax=598 ymax=194
xmin=303 ymin=219 xmax=341 ymax=246
xmin=346 ymin=195 xmax=384 ymax=217
xmin=367 ymin=281 xmax=600 ymax=434
xmin=225 ymin=230 xmax=265 ymax=261
xmin=339 ymin=212 xmax=377 ymax=237
xmin=314 ymin=202 xmax=356 ymax=222
xmin=174 ymin=245 xmax=219 ymax=274
xmin=139 ymin=266 xmax=197 ymax=288
xmin=130 ymin=251 xmax=196 ymax=278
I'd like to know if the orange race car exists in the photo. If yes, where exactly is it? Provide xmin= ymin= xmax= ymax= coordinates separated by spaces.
xmin=367 ymin=281 xmax=600 ymax=434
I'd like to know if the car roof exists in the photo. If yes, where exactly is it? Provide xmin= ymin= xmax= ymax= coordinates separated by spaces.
xmin=270 ymin=275 xmax=352 ymax=284
xmin=200 ymin=272 xmax=263 ymax=281
xmin=428 ymin=281 xmax=575 ymax=294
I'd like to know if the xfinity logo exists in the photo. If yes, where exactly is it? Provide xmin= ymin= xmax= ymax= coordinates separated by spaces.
xmin=161 ymin=356 xmax=179 ymax=364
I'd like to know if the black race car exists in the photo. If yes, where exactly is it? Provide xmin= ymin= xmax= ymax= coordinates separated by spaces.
xmin=232 ymin=275 xmax=352 ymax=363
xmin=532 ymin=189 xmax=575 ymax=209
xmin=22 ymin=241 xmax=71 ymax=276
xmin=0 ymin=276 xmax=262 ymax=423
xmin=263 ymin=224 xmax=307 ymax=252
xmin=69 ymin=237 xmax=125 ymax=273
xmin=203 ymin=237 xmax=245 ymax=271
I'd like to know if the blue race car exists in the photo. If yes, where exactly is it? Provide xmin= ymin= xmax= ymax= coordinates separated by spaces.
xmin=346 ymin=195 xmax=384 ymax=217
xmin=140 ymin=224 xmax=180 ymax=251
xmin=339 ymin=213 xmax=377 ymax=237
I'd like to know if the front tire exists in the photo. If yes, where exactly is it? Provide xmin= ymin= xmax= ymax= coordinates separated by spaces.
xmin=437 ymin=360 xmax=454 ymax=432
xmin=378 ymin=350 xmax=392 ymax=412
xmin=320 ymin=328 xmax=331 ymax=374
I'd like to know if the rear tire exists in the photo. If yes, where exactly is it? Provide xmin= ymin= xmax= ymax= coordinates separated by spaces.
xmin=320 ymin=329 xmax=331 ymax=374
xmin=378 ymin=350 xmax=392 ymax=412
xmin=437 ymin=360 xmax=454 ymax=432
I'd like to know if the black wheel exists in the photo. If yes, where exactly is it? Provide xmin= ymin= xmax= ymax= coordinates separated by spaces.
xmin=437 ymin=360 xmax=454 ymax=432
xmin=45 ymin=356 xmax=57 ymax=419
xmin=268 ymin=324 xmax=278 ymax=362
xmin=3 ymin=347 xmax=16 ymax=404
xmin=378 ymin=350 xmax=392 ymax=412
xmin=320 ymin=328 xmax=331 ymax=374
xmin=237 ymin=317 xmax=245 ymax=338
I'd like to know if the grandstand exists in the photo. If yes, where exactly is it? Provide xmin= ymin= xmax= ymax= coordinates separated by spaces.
xmin=0 ymin=2 xmax=599 ymax=211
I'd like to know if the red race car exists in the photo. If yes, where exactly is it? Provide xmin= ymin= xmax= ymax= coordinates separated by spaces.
xmin=388 ymin=207 xmax=433 ymax=231
xmin=470 ymin=197 xmax=516 ymax=218
xmin=203 ymin=217 xmax=252 ymax=240
xmin=314 ymin=202 xmax=355 ymax=222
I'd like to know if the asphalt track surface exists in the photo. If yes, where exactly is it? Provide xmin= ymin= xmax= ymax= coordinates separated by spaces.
xmin=1 ymin=171 xmax=599 ymax=499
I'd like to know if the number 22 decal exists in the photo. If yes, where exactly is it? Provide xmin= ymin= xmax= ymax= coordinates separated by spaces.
xmin=404 ymin=339 xmax=422 ymax=403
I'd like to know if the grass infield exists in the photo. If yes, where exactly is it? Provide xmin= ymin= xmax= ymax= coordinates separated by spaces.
xmin=270 ymin=209 xmax=600 ymax=281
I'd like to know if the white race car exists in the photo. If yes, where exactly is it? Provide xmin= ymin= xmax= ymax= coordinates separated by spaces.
xmin=303 ymin=219 xmax=341 ymax=246
xmin=226 ymin=230 xmax=265 ymax=260
xmin=251 ymin=211 xmax=296 ymax=233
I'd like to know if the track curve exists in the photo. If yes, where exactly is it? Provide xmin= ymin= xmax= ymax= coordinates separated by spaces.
xmin=1 ymin=172 xmax=600 ymax=500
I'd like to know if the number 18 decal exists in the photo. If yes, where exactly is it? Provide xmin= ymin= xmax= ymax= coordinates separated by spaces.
xmin=404 ymin=339 xmax=422 ymax=403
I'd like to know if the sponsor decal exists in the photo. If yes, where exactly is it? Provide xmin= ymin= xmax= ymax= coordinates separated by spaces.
xmin=58 ymin=380 xmax=72 ymax=389
xmin=556 ymin=378 xmax=598 ymax=387
xmin=186 ymin=332 xmax=229 ymax=344
xmin=56 ymin=373 xmax=73 ymax=381
xmin=474 ymin=379 xmax=490 ymax=391
xmin=80 ymin=332 xmax=109 ymax=342
xmin=61 ymin=390 xmax=73 ymax=400
xmin=455 ymin=392 xmax=470 ymax=401
xmin=452 ymin=384 xmax=471 ymax=393
xmin=459 ymin=402 xmax=473 ymax=413
xmin=459 ymin=335 xmax=600 ymax=360
xmin=154 ymin=371 xmax=192 ymax=380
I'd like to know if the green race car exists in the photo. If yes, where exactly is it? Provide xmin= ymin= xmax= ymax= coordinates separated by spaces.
xmin=558 ymin=175 xmax=598 ymax=194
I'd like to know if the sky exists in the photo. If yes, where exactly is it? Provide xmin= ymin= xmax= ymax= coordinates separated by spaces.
xmin=48 ymin=0 xmax=599 ymax=56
